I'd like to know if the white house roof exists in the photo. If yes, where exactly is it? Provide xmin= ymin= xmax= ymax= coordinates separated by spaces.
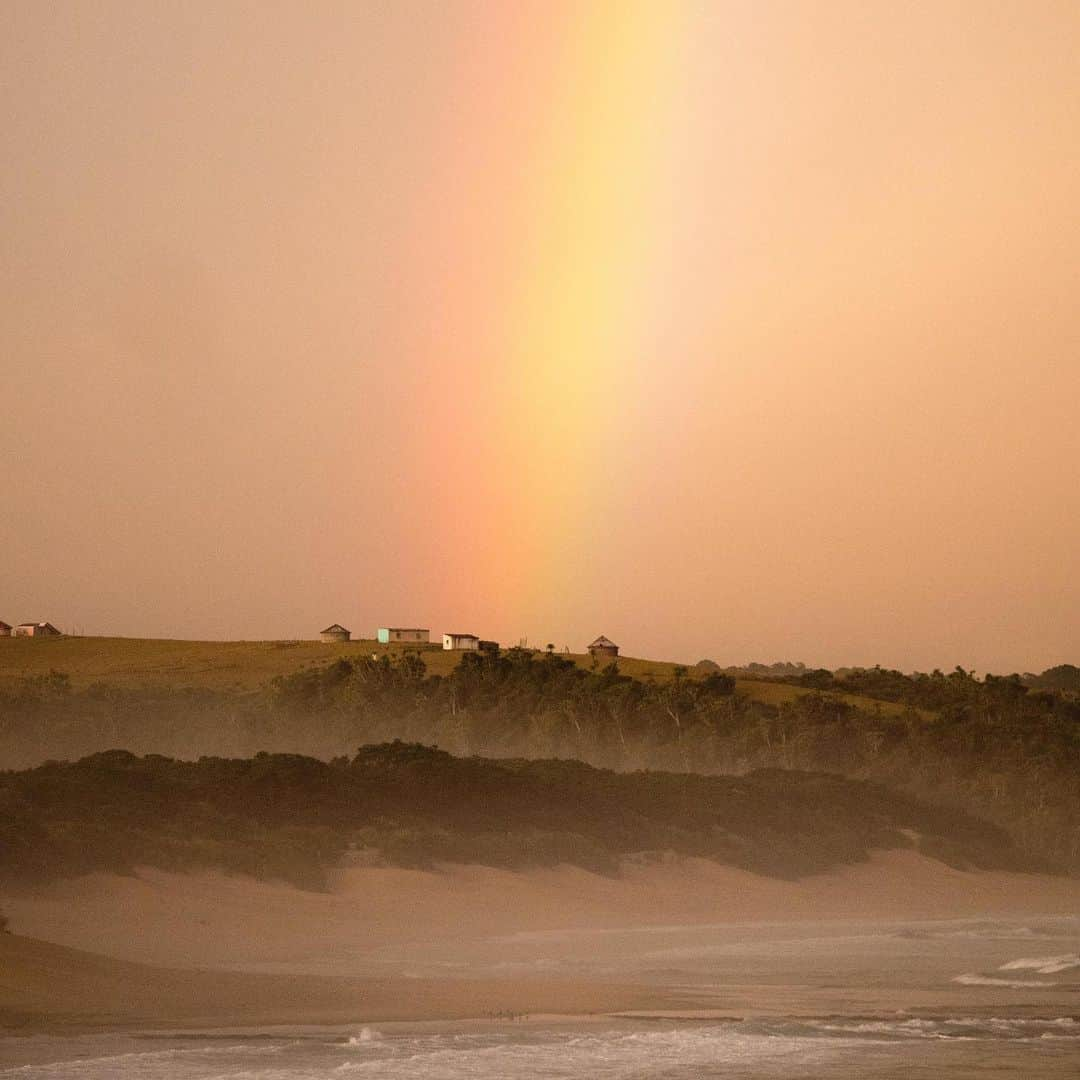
xmin=381 ymin=627 xmax=429 ymax=632
xmin=445 ymin=632 xmax=479 ymax=639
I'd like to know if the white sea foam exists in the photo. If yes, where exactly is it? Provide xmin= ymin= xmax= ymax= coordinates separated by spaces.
xmin=4 ymin=1017 xmax=1080 ymax=1078
xmin=344 ymin=1028 xmax=382 ymax=1047
xmin=952 ymin=973 xmax=1056 ymax=988
xmin=330 ymin=1027 xmax=858 ymax=1078
xmin=0 ymin=1041 xmax=285 ymax=1077
xmin=999 ymin=954 xmax=1080 ymax=974
xmin=895 ymin=924 xmax=1057 ymax=941
xmin=800 ymin=1016 xmax=1080 ymax=1041
xmin=804 ymin=1018 xmax=952 ymax=1040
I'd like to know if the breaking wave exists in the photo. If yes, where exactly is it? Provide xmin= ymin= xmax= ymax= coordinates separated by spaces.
xmin=952 ymin=973 xmax=1056 ymax=988
xmin=344 ymin=1027 xmax=382 ymax=1047
xmin=799 ymin=1016 xmax=1080 ymax=1040
xmin=4 ymin=1018 xmax=1079 ymax=1078
xmin=952 ymin=951 xmax=1080 ymax=988
xmin=1000 ymin=954 xmax=1080 ymax=975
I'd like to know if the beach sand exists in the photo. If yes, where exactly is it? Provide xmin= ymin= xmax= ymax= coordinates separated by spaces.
xmin=4 ymin=851 xmax=1079 ymax=974
xmin=0 ymin=933 xmax=669 ymax=1032
xmin=3 ymin=851 xmax=1079 ymax=1032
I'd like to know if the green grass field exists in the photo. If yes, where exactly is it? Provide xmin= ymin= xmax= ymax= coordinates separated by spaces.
xmin=0 ymin=635 xmax=919 ymax=716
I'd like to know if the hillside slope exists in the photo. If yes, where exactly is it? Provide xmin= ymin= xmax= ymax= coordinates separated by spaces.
xmin=0 ymin=634 xmax=908 ymax=711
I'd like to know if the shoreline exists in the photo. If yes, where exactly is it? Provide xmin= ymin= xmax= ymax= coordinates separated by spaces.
xmin=5 ymin=929 xmax=1079 ymax=1038
xmin=4 ymin=852 xmax=1079 ymax=1037
xmin=0 ymin=933 xmax=674 ymax=1036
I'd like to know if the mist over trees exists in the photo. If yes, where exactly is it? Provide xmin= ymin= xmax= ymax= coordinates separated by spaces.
xmin=1 ymin=649 xmax=1077 ymax=872
xmin=0 ymin=742 xmax=1021 ymax=890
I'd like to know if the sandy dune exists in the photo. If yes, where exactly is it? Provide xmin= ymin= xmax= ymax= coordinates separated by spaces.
xmin=5 ymin=851 xmax=1079 ymax=974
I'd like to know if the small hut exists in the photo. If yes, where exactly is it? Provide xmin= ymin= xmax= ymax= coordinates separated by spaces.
xmin=443 ymin=633 xmax=480 ymax=651
xmin=587 ymin=635 xmax=619 ymax=659
xmin=320 ymin=623 xmax=351 ymax=643
xmin=0 ymin=621 xmax=12 ymax=637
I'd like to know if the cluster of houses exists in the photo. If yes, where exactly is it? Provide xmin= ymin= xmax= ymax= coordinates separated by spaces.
xmin=0 ymin=616 xmax=621 ymax=660
xmin=319 ymin=624 xmax=620 ymax=659
xmin=0 ymin=621 xmax=62 ymax=638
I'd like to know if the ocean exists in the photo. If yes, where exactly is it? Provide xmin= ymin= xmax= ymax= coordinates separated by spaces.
xmin=3 ymin=914 xmax=1079 ymax=1077
xmin=3 ymin=1016 xmax=1080 ymax=1079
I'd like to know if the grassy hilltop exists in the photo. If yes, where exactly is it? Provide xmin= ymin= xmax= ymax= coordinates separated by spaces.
xmin=0 ymin=634 xmax=909 ymax=714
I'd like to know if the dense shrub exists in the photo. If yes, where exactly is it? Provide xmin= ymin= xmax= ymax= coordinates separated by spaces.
xmin=0 ymin=742 xmax=1026 ymax=889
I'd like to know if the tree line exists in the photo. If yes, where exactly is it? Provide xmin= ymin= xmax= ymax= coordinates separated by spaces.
xmin=0 ymin=741 xmax=1021 ymax=889
xmin=1 ymin=649 xmax=1077 ymax=871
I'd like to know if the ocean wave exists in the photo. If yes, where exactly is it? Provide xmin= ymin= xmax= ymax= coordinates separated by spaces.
xmin=952 ymin=973 xmax=1056 ymax=988
xmin=893 ymin=923 xmax=1068 ymax=941
xmin=1000 ymin=954 xmax=1080 ymax=975
xmin=780 ymin=1016 xmax=1080 ymax=1042
xmin=0 ymin=1041 xmax=286 ymax=1077
xmin=6 ymin=1018 xmax=1079 ymax=1078
xmin=330 ymin=1027 xmax=859 ymax=1077
xmin=800 ymin=1018 xmax=956 ymax=1040
xmin=344 ymin=1028 xmax=382 ymax=1048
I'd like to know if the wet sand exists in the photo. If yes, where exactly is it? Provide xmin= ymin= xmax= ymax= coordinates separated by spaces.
xmin=0 ymin=934 xmax=669 ymax=1033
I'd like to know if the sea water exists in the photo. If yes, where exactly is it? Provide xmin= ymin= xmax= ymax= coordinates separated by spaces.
xmin=3 ymin=1017 xmax=1080 ymax=1079
xmin=3 ymin=916 xmax=1079 ymax=1077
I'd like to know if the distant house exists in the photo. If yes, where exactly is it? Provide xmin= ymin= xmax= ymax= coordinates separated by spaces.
xmin=320 ymin=624 xmax=351 ymax=643
xmin=0 ymin=621 xmax=11 ymax=637
xmin=377 ymin=627 xmax=430 ymax=645
xmin=443 ymin=633 xmax=480 ymax=651
xmin=587 ymin=635 xmax=619 ymax=659
xmin=15 ymin=622 xmax=62 ymax=637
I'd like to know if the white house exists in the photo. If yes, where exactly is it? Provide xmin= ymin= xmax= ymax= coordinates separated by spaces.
xmin=378 ymin=627 xmax=430 ymax=645
xmin=15 ymin=622 xmax=61 ymax=637
xmin=443 ymin=633 xmax=480 ymax=651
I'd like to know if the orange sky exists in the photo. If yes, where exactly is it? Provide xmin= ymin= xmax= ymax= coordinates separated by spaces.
xmin=2 ymin=1 xmax=1078 ymax=672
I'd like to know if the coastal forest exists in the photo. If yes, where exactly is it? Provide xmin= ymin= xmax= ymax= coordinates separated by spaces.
xmin=1 ymin=648 xmax=1078 ymax=875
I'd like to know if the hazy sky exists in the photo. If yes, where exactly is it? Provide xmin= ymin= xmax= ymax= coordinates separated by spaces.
xmin=2 ymin=1 xmax=1078 ymax=672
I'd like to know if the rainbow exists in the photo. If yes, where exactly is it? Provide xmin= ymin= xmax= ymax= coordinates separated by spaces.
xmin=476 ymin=4 xmax=688 ymax=626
